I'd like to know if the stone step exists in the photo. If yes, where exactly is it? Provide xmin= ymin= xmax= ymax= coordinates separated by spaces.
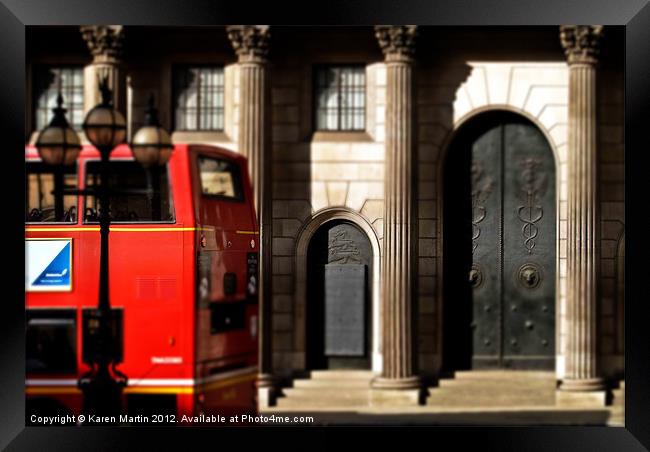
xmin=451 ymin=371 xmax=556 ymax=380
xmin=609 ymin=405 xmax=624 ymax=414
xmin=430 ymin=387 xmax=556 ymax=398
xmin=277 ymin=371 xmax=570 ymax=411
xmin=607 ymin=417 xmax=625 ymax=427
xmin=274 ymin=371 xmax=375 ymax=409
xmin=307 ymin=370 xmax=377 ymax=380
xmin=437 ymin=378 xmax=555 ymax=389
xmin=427 ymin=377 xmax=556 ymax=406
xmin=434 ymin=371 xmax=557 ymax=406
xmin=282 ymin=387 xmax=370 ymax=399
xmin=434 ymin=384 xmax=556 ymax=394
xmin=293 ymin=378 xmax=372 ymax=389
xmin=611 ymin=389 xmax=624 ymax=406
xmin=608 ymin=404 xmax=625 ymax=426
xmin=276 ymin=396 xmax=368 ymax=409
xmin=426 ymin=393 xmax=555 ymax=407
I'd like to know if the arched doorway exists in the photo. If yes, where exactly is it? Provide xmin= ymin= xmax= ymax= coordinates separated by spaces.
xmin=442 ymin=110 xmax=556 ymax=371
xmin=306 ymin=221 xmax=373 ymax=370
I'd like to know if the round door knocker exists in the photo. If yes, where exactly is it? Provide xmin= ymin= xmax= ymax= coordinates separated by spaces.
xmin=469 ymin=264 xmax=483 ymax=288
xmin=518 ymin=263 xmax=541 ymax=289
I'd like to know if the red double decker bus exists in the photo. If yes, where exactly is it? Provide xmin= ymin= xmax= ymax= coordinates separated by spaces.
xmin=25 ymin=143 xmax=259 ymax=422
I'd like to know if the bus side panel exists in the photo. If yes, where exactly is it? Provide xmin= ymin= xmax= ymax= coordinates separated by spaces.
xmin=109 ymin=230 xmax=187 ymax=377
xmin=26 ymin=229 xmax=85 ymax=416
xmin=198 ymin=374 xmax=257 ymax=419
xmin=188 ymin=147 xmax=258 ymax=414
xmin=26 ymin=146 xmax=200 ymax=419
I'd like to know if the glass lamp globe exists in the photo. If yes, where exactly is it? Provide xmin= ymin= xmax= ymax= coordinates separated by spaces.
xmin=82 ymin=76 xmax=127 ymax=149
xmin=34 ymin=94 xmax=82 ymax=166
xmin=131 ymin=95 xmax=174 ymax=167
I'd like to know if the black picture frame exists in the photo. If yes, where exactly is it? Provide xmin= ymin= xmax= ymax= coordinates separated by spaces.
xmin=2 ymin=0 xmax=648 ymax=450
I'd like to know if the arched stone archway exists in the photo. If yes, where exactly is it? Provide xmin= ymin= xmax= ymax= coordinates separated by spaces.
xmin=439 ymin=110 xmax=558 ymax=371
xmin=294 ymin=207 xmax=382 ymax=373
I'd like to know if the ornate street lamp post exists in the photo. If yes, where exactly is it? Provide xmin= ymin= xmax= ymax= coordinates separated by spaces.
xmin=34 ymin=94 xmax=82 ymax=221
xmin=131 ymin=95 xmax=174 ymax=222
xmin=34 ymin=76 xmax=173 ymax=420
xmin=77 ymin=76 xmax=128 ymax=419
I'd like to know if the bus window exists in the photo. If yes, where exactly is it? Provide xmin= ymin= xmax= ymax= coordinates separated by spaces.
xmin=26 ymin=162 xmax=77 ymax=223
xmin=198 ymin=156 xmax=243 ymax=201
xmin=84 ymin=161 xmax=174 ymax=223
xmin=26 ymin=309 xmax=77 ymax=374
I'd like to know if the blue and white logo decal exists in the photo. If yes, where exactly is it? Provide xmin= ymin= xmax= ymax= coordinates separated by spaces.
xmin=26 ymin=239 xmax=72 ymax=292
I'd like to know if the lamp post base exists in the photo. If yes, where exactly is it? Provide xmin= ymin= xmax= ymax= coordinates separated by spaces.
xmin=79 ymin=365 xmax=126 ymax=424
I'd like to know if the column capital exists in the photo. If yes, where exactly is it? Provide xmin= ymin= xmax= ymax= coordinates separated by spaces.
xmin=559 ymin=25 xmax=604 ymax=65
xmin=80 ymin=25 xmax=124 ymax=62
xmin=375 ymin=25 xmax=417 ymax=63
xmin=227 ymin=25 xmax=270 ymax=64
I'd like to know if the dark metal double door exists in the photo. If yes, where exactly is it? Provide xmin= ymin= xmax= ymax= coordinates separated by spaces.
xmin=446 ymin=114 xmax=556 ymax=370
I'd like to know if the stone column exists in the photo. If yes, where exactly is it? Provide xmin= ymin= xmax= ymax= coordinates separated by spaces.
xmin=371 ymin=26 xmax=421 ymax=405
xmin=227 ymin=25 xmax=275 ymax=407
xmin=80 ymin=26 xmax=126 ymax=115
xmin=558 ymin=25 xmax=606 ymax=405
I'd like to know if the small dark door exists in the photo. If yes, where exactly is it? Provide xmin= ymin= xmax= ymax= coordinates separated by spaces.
xmin=307 ymin=221 xmax=372 ymax=369
xmin=443 ymin=112 xmax=556 ymax=370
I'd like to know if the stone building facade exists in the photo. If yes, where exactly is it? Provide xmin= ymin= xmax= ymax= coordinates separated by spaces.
xmin=26 ymin=25 xmax=624 ymax=406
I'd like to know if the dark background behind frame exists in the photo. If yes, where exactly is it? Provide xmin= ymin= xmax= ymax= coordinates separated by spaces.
xmin=1 ymin=0 xmax=648 ymax=450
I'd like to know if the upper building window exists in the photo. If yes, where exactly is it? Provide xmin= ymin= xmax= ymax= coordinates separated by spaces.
xmin=173 ymin=66 xmax=225 ymax=131
xmin=315 ymin=65 xmax=365 ymax=131
xmin=33 ymin=66 xmax=84 ymax=131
